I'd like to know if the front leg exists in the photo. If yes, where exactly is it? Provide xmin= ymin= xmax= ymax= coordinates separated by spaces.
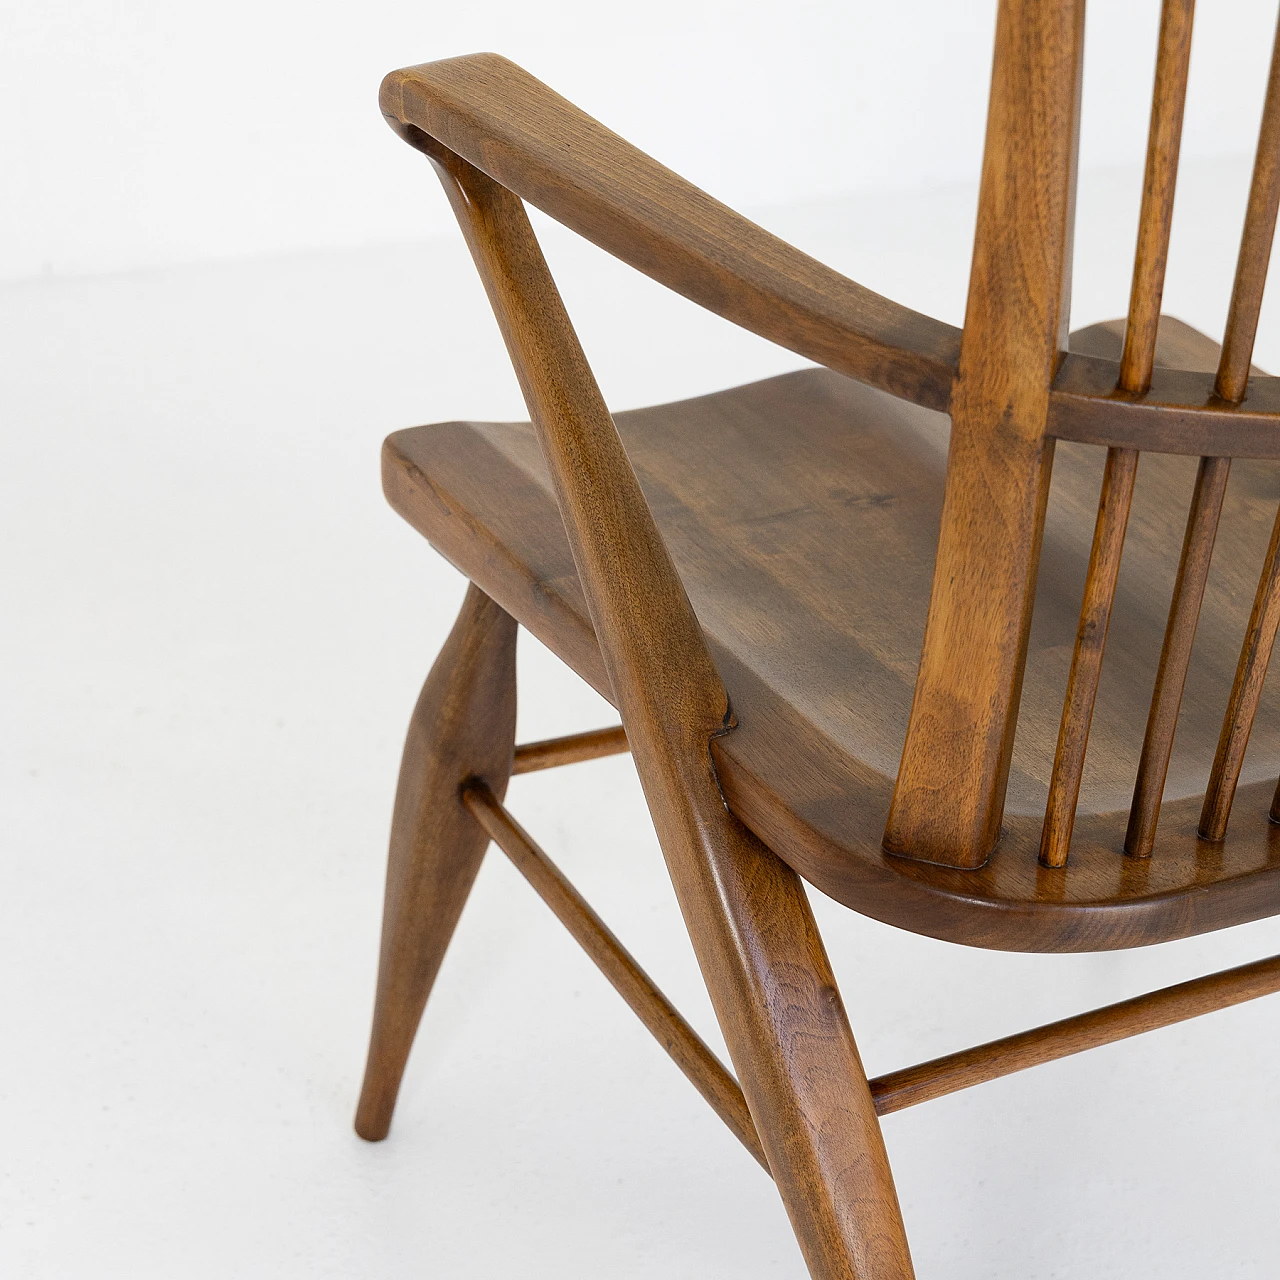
xmin=422 ymin=141 xmax=914 ymax=1278
xmin=651 ymin=741 xmax=915 ymax=1280
xmin=355 ymin=583 xmax=517 ymax=1141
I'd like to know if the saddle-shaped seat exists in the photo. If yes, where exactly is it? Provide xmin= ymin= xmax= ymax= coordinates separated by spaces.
xmin=384 ymin=315 xmax=1280 ymax=952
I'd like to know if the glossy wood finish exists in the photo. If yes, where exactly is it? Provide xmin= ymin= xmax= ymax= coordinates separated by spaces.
xmin=422 ymin=139 xmax=913 ymax=1279
xmin=1217 ymin=11 xmax=1280 ymax=404
xmin=1201 ymin=512 xmax=1280 ymax=839
xmin=869 ymin=951 xmax=1280 ymax=1114
xmin=1196 ymin=19 xmax=1280 ymax=840
xmin=463 ymin=780 xmax=769 ymax=1171
xmin=379 ymin=55 xmax=959 ymax=413
xmin=377 ymin=54 xmax=1280 ymax=468
xmin=1118 ymin=0 xmax=1195 ymax=396
xmin=1040 ymin=0 xmax=1196 ymax=869
xmin=512 ymin=724 xmax=628 ymax=774
xmin=1039 ymin=445 xmax=1137 ymax=866
xmin=385 ymin=317 xmax=1280 ymax=951
xmin=886 ymin=0 xmax=1086 ymax=867
xmin=1125 ymin=12 xmax=1280 ymax=857
xmin=467 ymin=782 xmax=1280 ymax=1136
xmin=363 ymin=10 xmax=1280 ymax=1273
xmin=1048 ymin=356 xmax=1280 ymax=455
xmin=355 ymin=584 xmax=517 ymax=1141
xmin=1125 ymin=453 xmax=1231 ymax=855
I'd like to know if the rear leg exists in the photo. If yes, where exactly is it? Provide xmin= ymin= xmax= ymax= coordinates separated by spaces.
xmin=355 ymin=583 xmax=517 ymax=1141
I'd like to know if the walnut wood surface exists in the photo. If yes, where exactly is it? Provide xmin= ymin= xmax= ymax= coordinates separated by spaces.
xmin=1039 ymin=445 xmax=1137 ymax=867
xmin=379 ymin=55 xmax=959 ymax=413
xmin=385 ymin=316 xmax=1280 ymax=952
xmin=1194 ymin=18 xmax=1280 ymax=840
xmin=374 ymin=44 xmax=1280 ymax=887
xmin=425 ymin=142 xmax=914 ymax=1278
xmin=511 ymin=725 xmax=628 ymax=774
xmin=1125 ymin=452 xmax=1231 ymax=856
xmin=354 ymin=584 xmax=517 ymax=1141
xmin=1038 ymin=0 xmax=1196 ymax=869
xmin=1201 ymin=513 xmax=1280 ymax=839
xmin=378 ymin=53 xmax=1280 ymax=464
xmin=1119 ymin=0 xmax=1195 ymax=397
xmin=1218 ymin=10 xmax=1280 ymax=403
xmin=1048 ymin=356 xmax=1280 ymax=455
xmin=885 ymin=0 xmax=1086 ymax=867
xmin=463 ymin=781 xmax=769 ymax=1171
xmin=365 ymin=12 xmax=1280 ymax=1273
xmin=467 ymin=787 xmax=1280 ymax=1135
xmin=869 ymin=950 xmax=1280 ymax=1114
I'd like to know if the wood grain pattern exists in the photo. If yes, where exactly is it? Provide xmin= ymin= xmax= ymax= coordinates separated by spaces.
xmin=1042 ymin=11 xmax=1280 ymax=455
xmin=1123 ymin=10 xmax=1280 ymax=856
xmin=1125 ymin=457 xmax=1231 ymax=856
xmin=1041 ymin=0 xmax=1195 ymax=867
xmin=424 ymin=138 xmax=914 ymax=1279
xmin=463 ymin=780 xmax=769 ymax=1171
xmin=1119 ymin=0 xmax=1195 ymax=396
xmin=366 ymin=13 xmax=1280 ymax=1271
xmin=355 ymin=584 xmax=517 ymax=1141
xmin=1048 ymin=355 xmax=1280 ymax=455
xmin=1200 ymin=515 xmax=1280 ymax=839
xmin=465 ymin=787 xmax=1280 ymax=1132
xmin=869 ymin=951 xmax=1280 ymax=1114
xmin=885 ymin=0 xmax=1086 ymax=867
xmin=1039 ymin=446 xmax=1137 ymax=866
xmin=1217 ymin=10 xmax=1280 ymax=403
xmin=1195 ymin=17 xmax=1280 ymax=839
xmin=512 ymin=725 xmax=628 ymax=774
xmin=384 ymin=317 xmax=1280 ymax=953
xmin=379 ymin=55 xmax=959 ymax=413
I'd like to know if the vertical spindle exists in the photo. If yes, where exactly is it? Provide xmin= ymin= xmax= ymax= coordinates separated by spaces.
xmin=1198 ymin=13 xmax=1280 ymax=840
xmin=1041 ymin=0 xmax=1194 ymax=866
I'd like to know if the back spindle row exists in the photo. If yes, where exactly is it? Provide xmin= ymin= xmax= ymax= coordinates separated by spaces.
xmin=1040 ymin=0 xmax=1280 ymax=866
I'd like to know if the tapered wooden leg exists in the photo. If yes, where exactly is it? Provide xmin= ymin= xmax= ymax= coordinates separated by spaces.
xmin=418 ymin=145 xmax=912 ymax=1275
xmin=659 ymin=782 xmax=915 ymax=1280
xmin=355 ymin=583 xmax=517 ymax=1141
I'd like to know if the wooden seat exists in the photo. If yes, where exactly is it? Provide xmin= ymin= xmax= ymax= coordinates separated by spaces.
xmin=385 ymin=315 xmax=1280 ymax=952
xmin=356 ymin=7 xmax=1280 ymax=1275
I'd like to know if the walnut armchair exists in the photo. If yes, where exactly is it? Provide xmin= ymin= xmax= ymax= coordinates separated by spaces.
xmin=354 ymin=3 xmax=1280 ymax=1274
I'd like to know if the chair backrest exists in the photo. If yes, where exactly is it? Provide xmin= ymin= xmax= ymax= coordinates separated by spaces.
xmin=379 ymin=7 xmax=1280 ymax=879
xmin=885 ymin=0 xmax=1280 ymax=872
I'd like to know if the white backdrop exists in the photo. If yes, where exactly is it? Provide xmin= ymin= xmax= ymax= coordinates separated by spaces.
xmin=5 ymin=0 xmax=1280 ymax=281
xmin=8 ymin=4 xmax=1280 ymax=1278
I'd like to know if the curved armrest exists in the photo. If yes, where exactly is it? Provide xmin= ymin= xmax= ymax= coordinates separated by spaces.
xmin=380 ymin=54 xmax=960 ymax=412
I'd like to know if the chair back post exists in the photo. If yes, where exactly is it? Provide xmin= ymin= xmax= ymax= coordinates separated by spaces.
xmin=885 ymin=0 xmax=1087 ymax=867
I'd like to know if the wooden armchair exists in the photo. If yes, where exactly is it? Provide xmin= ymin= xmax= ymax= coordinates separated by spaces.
xmin=355 ymin=2 xmax=1280 ymax=1274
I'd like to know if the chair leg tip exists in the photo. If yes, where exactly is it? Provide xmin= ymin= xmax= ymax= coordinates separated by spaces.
xmin=354 ymin=1107 xmax=392 ymax=1143
xmin=354 ymin=1082 xmax=396 ymax=1142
